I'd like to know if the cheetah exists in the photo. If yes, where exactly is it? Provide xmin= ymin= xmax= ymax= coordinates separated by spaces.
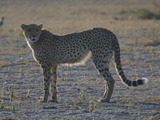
xmin=21 ymin=24 xmax=148 ymax=102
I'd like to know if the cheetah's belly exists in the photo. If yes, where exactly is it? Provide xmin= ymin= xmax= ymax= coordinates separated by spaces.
xmin=64 ymin=50 xmax=91 ymax=66
xmin=51 ymin=50 xmax=91 ymax=66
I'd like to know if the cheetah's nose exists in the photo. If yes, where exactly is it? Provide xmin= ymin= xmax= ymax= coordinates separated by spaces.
xmin=31 ymin=36 xmax=36 ymax=41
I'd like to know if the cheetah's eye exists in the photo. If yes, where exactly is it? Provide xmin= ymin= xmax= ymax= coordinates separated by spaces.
xmin=28 ymin=29 xmax=31 ymax=32
xmin=36 ymin=29 xmax=39 ymax=32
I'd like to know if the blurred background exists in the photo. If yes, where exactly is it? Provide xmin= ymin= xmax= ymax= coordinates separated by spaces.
xmin=0 ymin=0 xmax=160 ymax=36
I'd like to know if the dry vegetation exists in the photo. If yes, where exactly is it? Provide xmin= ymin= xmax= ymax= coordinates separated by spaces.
xmin=0 ymin=0 xmax=160 ymax=120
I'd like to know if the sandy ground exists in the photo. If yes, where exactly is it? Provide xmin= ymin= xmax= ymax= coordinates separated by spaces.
xmin=0 ymin=0 xmax=160 ymax=120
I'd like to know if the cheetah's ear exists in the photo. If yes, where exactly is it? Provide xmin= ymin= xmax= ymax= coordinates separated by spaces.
xmin=39 ymin=24 xmax=43 ymax=29
xmin=21 ymin=24 xmax=27 ymax=30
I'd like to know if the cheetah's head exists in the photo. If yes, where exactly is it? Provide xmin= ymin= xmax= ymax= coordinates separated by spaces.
xmin=21 ymin=24 xmax=43 ymax=43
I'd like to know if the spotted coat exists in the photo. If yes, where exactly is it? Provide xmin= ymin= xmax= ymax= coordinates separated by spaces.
xmin=21 ymin=24 xmax=148 ymax=102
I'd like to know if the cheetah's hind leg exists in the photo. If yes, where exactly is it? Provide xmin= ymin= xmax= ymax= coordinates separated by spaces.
xmin=98 ymin=69 xmax=115 ymax=102
xmin=92 ymin=53 xmax=114 ymax=102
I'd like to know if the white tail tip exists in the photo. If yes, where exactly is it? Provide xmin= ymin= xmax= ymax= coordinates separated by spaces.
xmin=142 ymin=77 xmax=149 ymax=84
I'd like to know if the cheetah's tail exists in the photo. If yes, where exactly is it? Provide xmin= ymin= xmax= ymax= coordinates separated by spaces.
xmin=113 ymin=40 xmax=148 ymax=87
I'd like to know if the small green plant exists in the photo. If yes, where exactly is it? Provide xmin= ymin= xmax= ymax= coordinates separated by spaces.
xmin=9 ymin=85 xmax=15 ymax=99
xmin=148 ymin=116 xmax=154 ymax=120
xmin=0 ymin=102 xmax=15 ymax=110
xmin=89 ymin=102 xmax=95 ymax=120
xmin=89 ymin=102 xmax=95 ymax=113
xmin=149 ymin=47 xmax=155 ymax=58
xmin=19 ymin=49 xmax=24 ymax=59
xmin=79 ymin=90 xmax=86 ymax=102
xmin=128 ymin=103 xmax=132 ymax=110
xmin=121 ymin=45 xmax=131 ymax=52
xmin=1 ymin=82 xmax=6 ymax=99
xmin=107 ymin=117 xmax=115 ymax=120
xmin=125 ymin=102 xmax=133 ymax=111
xmin=61 ymin=77 xmax=65 ymax=81
xmin=18 ymin=68 xmax=22 ymax=78
xmin=149 ymin=47 xmax=154 ymax=54
xmin=5 ymin=105 xmax=16 ymax=110
xmin=0 ymin=102 xmax=4 ymax=109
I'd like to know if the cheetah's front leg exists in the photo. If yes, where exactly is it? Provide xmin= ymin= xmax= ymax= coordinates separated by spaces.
xmin=50 ymin=65 xmax=58 ymax=102
xmin=41 ymin=64 xmax=51 ymax=102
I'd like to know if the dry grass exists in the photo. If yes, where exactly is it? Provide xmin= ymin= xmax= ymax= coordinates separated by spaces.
xmin=0 ymin=0 xmax=160 ymax=120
